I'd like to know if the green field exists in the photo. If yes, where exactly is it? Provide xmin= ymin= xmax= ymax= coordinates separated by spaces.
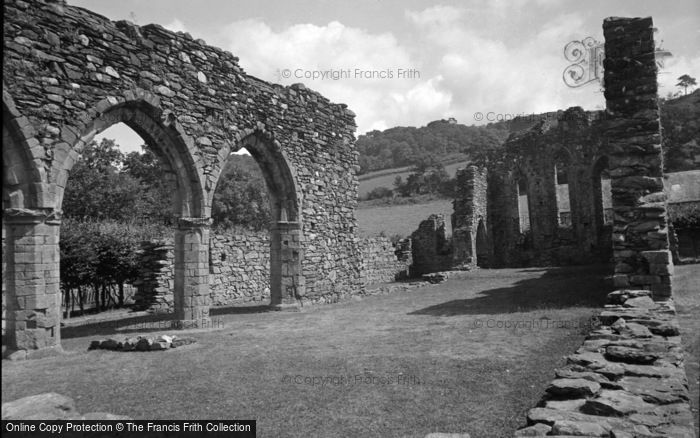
xmin=357 ymin=198 xmax=453 ymax=238
xmin=358 ymin=161 xmax=469 ymax=198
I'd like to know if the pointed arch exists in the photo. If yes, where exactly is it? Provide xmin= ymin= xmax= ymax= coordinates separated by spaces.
xmin=215 ymin=128 xmax=301 ymax=225
xmin=51 ymin=94 xmax=207 ymax=218
xmin=2 ymin=89 xmax=47 ymax=210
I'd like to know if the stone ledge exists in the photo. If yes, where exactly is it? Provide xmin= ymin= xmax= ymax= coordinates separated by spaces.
xmin=1 ymin=392 xmax=131 ymax=420
xmin=513 ymin=289 xmax=696 ymax=437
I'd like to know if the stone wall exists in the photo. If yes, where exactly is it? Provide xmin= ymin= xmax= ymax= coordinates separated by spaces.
xmin=452 ymin=165 xmax=490 ymax=268
xmin=209 ymin=232 xmax=270 ymax=305
xmin=513 ymin=16 xmax=693 ymax=437
xmin=132 ymin=240 xmax=174 ymax=313
xmin=409 ymin=215 xmax=453 ymax=276
xmin=485 ymin=108 xmax=613 ymax=268
xmin=359 ymin=237 xmax=411 ymax=285
xmin=603 ymin=16 xmax=673 ymax=299
xmin=132 ymin=231 xmax=409 ymax=311
xmin=514 ymin=290 xmax=695 ymax=436
xmin=2 ymin=0 xmax=361 ymax=352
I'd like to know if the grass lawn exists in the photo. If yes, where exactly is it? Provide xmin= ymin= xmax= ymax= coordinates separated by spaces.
xmin=4 ymin=265 xmax=615 ymax=437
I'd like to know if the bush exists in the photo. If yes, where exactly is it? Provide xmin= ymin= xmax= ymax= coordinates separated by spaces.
xmin=669 ymin=202 xmax=700 ymax=228
xmin=60 ymin=219 xmax=169 ymax=314
xmin=365 ymin=186 xmax=394 ymax=200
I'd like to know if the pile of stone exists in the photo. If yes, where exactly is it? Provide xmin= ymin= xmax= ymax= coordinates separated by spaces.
xmin=514 ymin=289 xmax=695 ymax=437
xmin=2 ymin=393 xmax=130 ymax=420
xmin=88 ymin=335 xmax=195 ymax=352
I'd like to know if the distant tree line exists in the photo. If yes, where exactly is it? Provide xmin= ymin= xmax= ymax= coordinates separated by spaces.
xmin=356 ymin=119 xmax=509 ymax=174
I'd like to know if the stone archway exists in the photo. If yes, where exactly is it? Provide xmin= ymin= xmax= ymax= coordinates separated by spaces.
xmin=2 ymin=0 xmax=359 ymax=356
xmin=3 ymin=92 xmax=62 ymax=353
xmin=213 ymin=130 xmax=304 ymax=310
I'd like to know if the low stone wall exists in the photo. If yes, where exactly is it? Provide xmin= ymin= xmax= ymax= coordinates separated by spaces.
xmin=359 ymin=236 xmax=411 ymax=285
xmin=131 ymin=231 xmax=411 ymax=311
xmin=514 ymin=289 xmax=695 ymax=437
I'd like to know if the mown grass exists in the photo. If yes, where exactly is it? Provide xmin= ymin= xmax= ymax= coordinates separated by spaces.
xmin=2 ymin=266 xmax=615 ymax=438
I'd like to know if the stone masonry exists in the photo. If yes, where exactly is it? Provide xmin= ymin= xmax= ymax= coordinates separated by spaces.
xmin=452 ymin=165 xmax=489 ymax=268
xmin=2 ymin=0 xmax=361 ymax=354
xmin=132 ymin=240 xmax=175 ymax=312
xmin=514 ymin=290 xmax=695 ymax=437
xmin=410 ymin=214 xmax=453 ymax=276
xmin=513 ymin=17 xmax=693 ymax=437
xmin=359 ymin=236 xmax=411 ymax=285
xmin=483 ymin=108 xmax=612 ymax=268
xmin=603 ymin=17 xmax=674 ymax=298
xmin=130 ymin=232 xmax=409 ymax=313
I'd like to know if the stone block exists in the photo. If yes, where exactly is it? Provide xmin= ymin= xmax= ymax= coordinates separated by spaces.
xmin=1 ymin=393 xmax=77 ymax=420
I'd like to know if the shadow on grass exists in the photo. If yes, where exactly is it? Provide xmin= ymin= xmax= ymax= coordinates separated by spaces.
xmin=61 ymin=305 xmax=272 ymax=339
xmin=410 ymin=265 xmax=613 ymax=317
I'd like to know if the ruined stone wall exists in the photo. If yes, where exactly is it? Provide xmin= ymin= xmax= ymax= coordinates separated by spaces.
xmin=486 ymin=108 xmax=612 ymax=267
xmin=3 ymin=0 xmax=362 ymax=351
xmin=514 ymin=17 xmax=693 ymax=437
xmin=358 ymin=237 xmax=411 ymax=285
xmin=603 ymin=17 xmax=673 ymax=299
xmin=409 ymin=215 xmax=453 ymax=276
xmin=132 ymin=232 xmax=411 ymax=311
xmin=452 ymin=165 xmax=489 ymax=268
xmin=515 ymin=290 xmax=695 ymax=436
xmin=132 ymin=240 xmax=175 ymax=313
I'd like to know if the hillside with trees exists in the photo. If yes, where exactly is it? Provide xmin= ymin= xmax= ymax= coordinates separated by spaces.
xmin=661 ymin=89 xmax=700 ymax=172
xmin=356 ymin=118 xmax=510 ymax=175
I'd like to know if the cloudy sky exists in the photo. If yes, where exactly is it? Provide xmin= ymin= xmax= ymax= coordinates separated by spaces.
xmin=71 ymin=0 xmax=700 ymax=152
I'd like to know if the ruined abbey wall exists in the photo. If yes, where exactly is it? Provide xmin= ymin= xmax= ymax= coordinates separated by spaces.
xmin=450 ymin=108 xmax=614 ymax=269
xmin=2 ymin=0 xmax=361 ymax=353
xmin=126 ymin=233 xmax=409 ymax=313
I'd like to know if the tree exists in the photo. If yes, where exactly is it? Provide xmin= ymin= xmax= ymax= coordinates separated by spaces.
xmin=211 ymin=155 xmax=271 ymax=231
xmin=63 ymin=139 xmax=174 ymax=223
xmin=676 ymin=74 xmax=697 ymax=95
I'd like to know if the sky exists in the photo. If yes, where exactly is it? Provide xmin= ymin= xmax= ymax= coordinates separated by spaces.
xmin=71 ymin=0 xmax=700 ymax=154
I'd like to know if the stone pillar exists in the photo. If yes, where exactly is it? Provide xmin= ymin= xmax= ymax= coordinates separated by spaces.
xmin=173 ymin=217 xmax=211 ymax=327
xmin=269 ymin=221 xmax=303 ymax=310
xmin=3 ymin=208 xmax=62 ymax=356
xmin=452 ymin=165 xmax=488 ymax=268
xmin=603 ymin=17 xmax=673 ymax=298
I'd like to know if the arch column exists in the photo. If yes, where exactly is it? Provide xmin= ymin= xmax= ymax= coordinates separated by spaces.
xmin=173 ymin=217 xmax=212 ymax=327
xmin=3 ymin=208 xmax=62 ymax=354
xmin=269 ymin=220 xmax=303 ymax=310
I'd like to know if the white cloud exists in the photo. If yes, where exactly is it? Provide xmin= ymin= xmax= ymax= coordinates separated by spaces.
xmin=164 ymin=18 xmax=188 ymax=33
xmin=214 ymin=19 xmax=444 ymax=133
xmin=207 ymin=5 xmax=693 ymax=135
xmin=658 ymin=54 xmax=700 ymax=97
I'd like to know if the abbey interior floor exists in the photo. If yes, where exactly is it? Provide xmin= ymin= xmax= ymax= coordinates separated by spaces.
xmin=2 ymin=264 xmax=698 ymax=437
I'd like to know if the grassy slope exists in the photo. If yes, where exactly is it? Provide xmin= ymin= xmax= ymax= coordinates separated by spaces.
xmin=357 ymin=198 xmax=453 ymax=238
xmin=2 ymin=265 xmax=613 ymax=438
xmin=358 ymin=161 xmax=469 ymax=198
